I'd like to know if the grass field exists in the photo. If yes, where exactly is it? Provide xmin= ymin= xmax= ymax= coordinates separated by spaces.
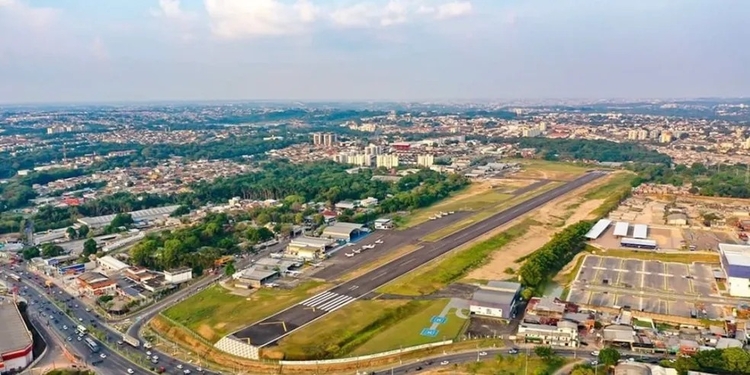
xmin=270 ymin=299 xmax=411 ymax=360
xmin=378 ymin=220 xmax=534 ymax=296
xmin=510 ymin=159 xmax=592 ymax=181
xmin=447 ymin=355 xmax=569 ymax=375
xmin=163 ymin=281 xmax=328 ymax=342
xmin=351 ymin=299 xmax=467 ymax=356
xmin=595 ymin=248 xmax=720 ymax=264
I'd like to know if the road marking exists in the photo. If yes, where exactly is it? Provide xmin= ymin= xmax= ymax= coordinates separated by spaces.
xmin=401 ymin=258 xmax=416 ymax=267
xmin=317 ymin=295 xmax=355 ymax=311
xmin=372 ymin=271 xmax=389 ymax=280
xmin=349 ymin=285 xmax=359 ymax=290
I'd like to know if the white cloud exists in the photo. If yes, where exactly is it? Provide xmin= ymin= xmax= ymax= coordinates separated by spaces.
xmin=204 ymin=0 xmax=320 ymax=39
xmin=201 ymin=0 xmax=475 ymax=38
xmin=152 ymin=0 xmax=193 ymax=21
xmin=0 ymin=0 xmax=58 ymax=30
xmin=435 ymin=1 xmax=472 ymax=20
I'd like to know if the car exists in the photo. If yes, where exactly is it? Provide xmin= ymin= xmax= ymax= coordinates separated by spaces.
xmin=591 ymin=351 xmax=600 ymax=356
xmin=590 ymin=360 xmax=598 ymax=366
xmin=78 ymin=317 xmax=83 ymax=322
xmin=62 ymin=325 xmax=68 ymax=330
xmin=100 ymin=353 xmax=107 ymax=359
xmin=127 ymin=369 xmax=134 ymax=374
xmin=177 ymin=364 xmax=183 ymax=369
xmin=76 ymin=336 xmax=82 ymax=341
xmin=66 ymin=336 xmax=72 ymax=341
xmin=479 ymin=351 xmax=487 ymax=356
xmin=117 ymin=340 xmax=124 ymax=345
xmin=440 ymin=361 xmax=449 ymax=366
xmin=196 ymin=368 xmax=203 ymax=372
xmin=183 ymin=370 xmax=191 ymax=374
xmin=508 ymin=348 xmax=519 ymax=354
xmin=415 ymin=366 xmax=423 ymax=371
xmin=146 ymin=351 xmax=152 ymax=356
xmin=85 ymin=308 xmax=91 ymax=312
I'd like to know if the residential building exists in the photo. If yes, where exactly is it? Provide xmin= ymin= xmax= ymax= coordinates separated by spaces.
xmin=376 ymin=154 xmax=399 ymax=168
xmin=417 ymin=154 xmax=435 ymax=167
xmin=522 ymin=127 xmax=542 ymax=137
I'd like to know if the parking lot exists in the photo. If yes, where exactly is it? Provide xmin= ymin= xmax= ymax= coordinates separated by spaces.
xmin=568 ymin=255 xmax=726 ymax=319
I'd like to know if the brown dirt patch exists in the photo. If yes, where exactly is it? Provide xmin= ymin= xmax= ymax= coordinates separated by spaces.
xmin=466 ymin=187 xmax=605 ymax=280
xmin=196 ymin=324 xmax=217 ymax=342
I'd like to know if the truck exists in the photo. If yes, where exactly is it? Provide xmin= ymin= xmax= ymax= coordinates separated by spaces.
xmin=122 ymin=334 xmax=140 ymax=348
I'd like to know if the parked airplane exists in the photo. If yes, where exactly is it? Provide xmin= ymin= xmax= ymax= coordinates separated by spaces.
xmin=345 ymin=253 xmax=354 ymax=257
xmin=352 ymin=249 xmax=361 ymax=254
xmin=375 ymin=239 xmax=383 ymax=244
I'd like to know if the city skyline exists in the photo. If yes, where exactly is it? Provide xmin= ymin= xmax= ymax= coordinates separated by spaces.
xmin=1 ymin=0 xmax=749 ymax=104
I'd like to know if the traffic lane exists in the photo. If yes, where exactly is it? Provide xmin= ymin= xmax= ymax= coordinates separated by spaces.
xmin=18 ymin=275 xmax=151 ymax=375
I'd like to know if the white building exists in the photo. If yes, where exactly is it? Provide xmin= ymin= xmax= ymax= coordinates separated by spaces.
xmin=164 ymin=268 xmax=193 ymax=284
xmin=376 ymin=154 xmax=399 ymax=169
xmin=522 ymin=127 xmax=542 ymax=137
xmin=97 ymin=255 xmax=130 ymax=272
xmin=517 ymin=320 xmax=579 ymax=347
xmin=417 ymin=154 xmax=435 ymax=168
xmin=0 ymin=300 xmax=34 ymax=373
xmin=719 ymin=243 xmax=750 ymax=297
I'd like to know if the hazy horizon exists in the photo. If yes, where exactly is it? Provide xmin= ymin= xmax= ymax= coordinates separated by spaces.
xmin=2 ymin=0 xmax=749 ymax=104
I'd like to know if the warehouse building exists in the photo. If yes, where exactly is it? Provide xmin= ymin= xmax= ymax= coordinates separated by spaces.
xmin=468 ymin=281 xmax=522 ymax=321
xmin=286 ymin=236 xmax=336 ymax=260
xmin=0 ymin=300 xmax=34 ymax=374
xmin=719 ymin=243 xmax=750 ymax=297
xmin=585 ymin=219 xmax=611 ymax=240
xmin=633 ymin=224 xmax=649 ymax=239
xmin=77 ymin=205 xmax=180 ymax=228
xmin=621 ymin=238 xmax=657 ymax=250
xmin=97 ymin=255 xmax=130 ymax=272
xmin=613 ymin=222 xmax=629 ymax=237
xmin=164 ymin=268 xmax=192 ymax=284
xmin=321 ymin=222 xmax=365 ymax=241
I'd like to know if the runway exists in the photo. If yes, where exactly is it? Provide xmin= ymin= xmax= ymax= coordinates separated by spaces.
xmin=232 ymin=171 xmax=606 ymax=347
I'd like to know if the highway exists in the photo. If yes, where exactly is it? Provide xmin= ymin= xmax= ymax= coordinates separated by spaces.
xmin=234 ymin=171 xmax=607 ymax=347
xmin=370 ymin=346 xmax=665 ymax=375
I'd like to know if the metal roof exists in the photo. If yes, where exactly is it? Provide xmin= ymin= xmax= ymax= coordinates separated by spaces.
xmin=289 ymin=236 xmax=335 ymax=248
xmin=0 ymin=300 xmax=33 ymax=355
xmin=585 ymin=219 xmax=611 ymax=239
xmin=613 ymin=222 xmax=629 ymax=237
xmin=720 ymin=244 xmax=750 ymax=279
xmin=621 ymin=238 xmax=657 ymax=247
xmin=321 ymin=222 xmax=364 ymax=237
xmin=471 ymin=288 xmax=517 ymax=309
xmin=77 ymin=205 xmax=180 ymax=227
xmin=632 ymin=224 xmax=648 ymax=239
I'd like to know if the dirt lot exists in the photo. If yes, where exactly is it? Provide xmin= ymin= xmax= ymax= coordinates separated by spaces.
xmin=466 ymin=190 xmax=605 ymax=280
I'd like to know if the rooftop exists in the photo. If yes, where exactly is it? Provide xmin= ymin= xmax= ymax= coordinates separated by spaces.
xmin=322 ymin=222 xmax=364 ymax=237
xmin=471 ymin=288 xmax=517 ymax=307
xmin=77 ymin=205 xmax=180 ymax=227
xmin=0 ymin=300 xmax=33 ymax=355
xmin=485 ymin=280 xmax=522 ymax=293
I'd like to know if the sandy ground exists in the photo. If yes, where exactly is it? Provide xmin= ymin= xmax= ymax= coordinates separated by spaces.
xmin=466 ymin=190 xmax=604 ymax=280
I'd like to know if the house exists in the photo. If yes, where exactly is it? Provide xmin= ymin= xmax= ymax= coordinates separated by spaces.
xmin=164 ymin=268 xmax=192 ymax=284
xmin=516 ymin=320 xmax=579 ymax=347
xmin=334 ymin=201 xmax=357 ymax=210
xmin=77 ymin=271 xmax=117 ymax=296
xmin=359 ymin=197 xmax=379 ymax=207
xmin=468 ymin=281 xmax=522 ymax=321
xmin=667 ymin=213 xmax=688 ymax=226
xmin=374 ymin=218 xmax=394 ymax=230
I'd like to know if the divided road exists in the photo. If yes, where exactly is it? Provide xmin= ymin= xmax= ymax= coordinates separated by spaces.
xmin=233 ymin=171 xmax=607 ymax=347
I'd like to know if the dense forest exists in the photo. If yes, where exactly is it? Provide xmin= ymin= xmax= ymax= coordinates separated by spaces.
xmin=0 ymin=161 xmax=468 ymax=236
xmin=500 ymin=138 xmax=673 ymax=164
xmin=629 ymin=162 xmax=750 ymax=198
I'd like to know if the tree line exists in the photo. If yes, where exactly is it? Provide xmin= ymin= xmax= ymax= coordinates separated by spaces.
xmin=629 ymin=162 xmax=750 ymax=198
xmin=669 ymin=347 xmax=750 ymax=375
xmin=517 ymin=220 xmax=594 ymax=296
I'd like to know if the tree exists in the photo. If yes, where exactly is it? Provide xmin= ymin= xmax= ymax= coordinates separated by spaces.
xmin=66 ymin=227 xmax=77 ymax=239
xmin=82 ymin=239 xmax=98 ymax=257
xmin=78 ymin=224 xmax=90 ymax=238
xmin=256 ymin=213 xmax=271 ymax=226
xmin=224 ymin=260 xmax=236 ymax=277
xmin=41 ymin=243 xmax=64 ymax=258
xmin=534 ymin=346 xmax=554 ymax=359
xmin=569 ymin=365 xmax=595 ymax=375
xmin=598 ymin=348 xmax=621 ymax=367
xmin=22 ymin=246 xmax=40 ymax=260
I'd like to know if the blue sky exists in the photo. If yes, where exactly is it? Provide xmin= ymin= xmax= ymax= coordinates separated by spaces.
xmin=0 ymin=0 xmax=748 ymax=103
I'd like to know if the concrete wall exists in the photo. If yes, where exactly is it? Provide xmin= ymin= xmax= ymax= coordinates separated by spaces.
xmin=278 ymin=340 xmax=453 ymax=366
xmin=214 ymin=337 xmax=260 ymax=360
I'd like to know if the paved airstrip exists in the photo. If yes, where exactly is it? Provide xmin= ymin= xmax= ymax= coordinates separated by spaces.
xmin=568 ymin=255 xmax=726 ymax=319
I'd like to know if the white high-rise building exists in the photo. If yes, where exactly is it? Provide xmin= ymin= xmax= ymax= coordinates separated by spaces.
xmin=417 ymin=154 xmax=435 ymax=167
xmin=365 ymin=144 xmax=382 ymax=156
xmin=376 ymin=154 xmax=399 ymax=169
xmin=522 ymin=127 xmax=541 ymax=137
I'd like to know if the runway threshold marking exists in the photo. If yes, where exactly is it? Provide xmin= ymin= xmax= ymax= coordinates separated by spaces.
xmin=259 ymin=321 xmax=288 ymax=332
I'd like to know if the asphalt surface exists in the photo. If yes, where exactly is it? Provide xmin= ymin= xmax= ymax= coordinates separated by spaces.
xmin=234 ymin=171 xmax=606 ymax=347
xmin=370 ymin=346 xmax=664 ymax=375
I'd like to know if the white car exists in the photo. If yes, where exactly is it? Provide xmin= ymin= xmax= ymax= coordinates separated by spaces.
xmin=177 ymin=364 xmax=183 ymax=369
xmin=100 ymin=353 xmax=107 ymax=359
xmin=440 ymin=361 xmax=449 ymax=365
xmin=146 ymin=351 xmax=152 ymax=356
xmin=479 ymin=351 xmax=487 ymax=356
xmin=85 ymin=308 xmax=91 ymax=312
xmin=591 ymin=351 xmax=600 ymax=356
xmin=590 ymin=360 xmax=598 ymax=366
xmin=375 ymin=239 xmax=383 ymax=244
xmin=127 ymin=369 xmax=134 ymax=374
xmin=183 ymin=370 xmax=191 ymax=374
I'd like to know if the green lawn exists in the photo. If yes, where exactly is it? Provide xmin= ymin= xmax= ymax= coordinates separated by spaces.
xmin=597 ymin=248 xmax=720 ymax=264
xmin=351 ymin=299 xmax=467 ymax=355
xmin=458 ymin=355 xmax=569 ymax=375
xmin=400 ymin=189 xmax=513 ymax=229
xmin=272 ymin=299 xmax=410 ymax=360
xmin=163 ymin=281 xmax=328 ymax=343
xmin=379 ymin=220 xmax=534 ymax=296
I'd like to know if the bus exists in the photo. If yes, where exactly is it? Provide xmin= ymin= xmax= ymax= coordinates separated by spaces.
xmin=7 ymin=273 xmax=20 ymax=282
xmin=84 ymin=337 xmax=100 ymax=353
xmin=76 ymin=325 xmax=87 ymax=335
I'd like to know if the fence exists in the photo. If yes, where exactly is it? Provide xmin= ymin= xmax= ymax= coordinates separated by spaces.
xmin=278 ymin=340 xmax=453 ymax=366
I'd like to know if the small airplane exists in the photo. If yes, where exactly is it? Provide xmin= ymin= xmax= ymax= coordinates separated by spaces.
xmin=352 ymin=249 xmax=361 ymax=254
xmin=345 ymin=253 xmax=354 ymax=257
xmin=363 ymin=244 xmax=375 ymax=249
xmin=375 ymin=239 xmax=383 ymax=244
